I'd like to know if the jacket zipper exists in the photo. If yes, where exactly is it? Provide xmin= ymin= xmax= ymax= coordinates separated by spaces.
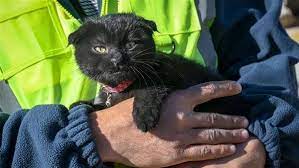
xmin=54 ymin=0 xmax=77 ymax=20
xmin=55 ymin=0 xmax=108 ymax=20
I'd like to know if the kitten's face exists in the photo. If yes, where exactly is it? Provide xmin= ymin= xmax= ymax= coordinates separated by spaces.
xmin=69 ymin=14 xmax=157 ymax=87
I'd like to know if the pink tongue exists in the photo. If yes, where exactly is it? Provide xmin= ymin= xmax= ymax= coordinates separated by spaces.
xmin=104 ymin=80 xmax=134 ymax=93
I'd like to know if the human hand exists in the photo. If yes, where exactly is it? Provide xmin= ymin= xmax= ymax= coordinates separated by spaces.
xmin=171 ymin=137 xmax=266 ymax=168
xmin=89 ymin=81 xmax=249 ymax=167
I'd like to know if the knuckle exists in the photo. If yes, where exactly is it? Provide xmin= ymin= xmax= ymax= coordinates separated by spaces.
xmin=200 ymin=146 xmax=212 ymax=157
xmin=174 ymin=149 xmax=183 ymax=160
xmin=230 ymin=130 xmax=242 ymax=140
xmin=231 ymin=116 xmax=247 ymax=128
xmin=231 ymin=116 xmax=240 ymax=124
xmin=203 ymin=83 xmax=218 ymax=95
xmin=223 ymin=82 xmax=233 ymax=90
xmin=207 ymin=129 xmax=219 ymax=141
xmin=223 ymin=81 xmax=241 ymax=94
xmin=233 ymin=129 xmax=242 ymax=137
xmin=176 ymin=112 xmax=186 ymax=122
xmin=178 ymin=148 xmax=189 ymax=161
xmin=207 ymin=113 xmax=218 ymax=126
xmin=211 ymin=145 xmax=229 ymax=158
xmin=219 ymin=145 xmax=229 ymax=154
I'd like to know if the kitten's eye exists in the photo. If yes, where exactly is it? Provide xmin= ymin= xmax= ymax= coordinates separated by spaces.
xmin=94 ymin=46 xmax=108 ymax=53
xmin=126 ymin=42 xmax=136 ymax=50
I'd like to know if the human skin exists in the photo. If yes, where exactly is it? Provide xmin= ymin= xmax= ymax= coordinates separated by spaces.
xmin=89 ymin=81 xmax=264 ymax=167
xmin=171 ymin=137 xmax=266 ymax=168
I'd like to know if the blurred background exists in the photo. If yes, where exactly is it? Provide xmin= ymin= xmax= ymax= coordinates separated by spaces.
xmin=281 ymin=0 xmax=299 ymax=42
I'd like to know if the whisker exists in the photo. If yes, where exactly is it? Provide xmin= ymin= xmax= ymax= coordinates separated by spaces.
xmin=133 ymin=59 xmax=159 ymax=66
xmin=132 ymin=61 xmax=166 ymax=89
xmin=135 ymin=66 xmax=165 ymax=98
xmin=131 ymin=47 xmax=155 ymax=59
xmin=129 ymin=66 xmax=141 ymax=88
xmin=135 ymin=65 xmax=158 ymax=89
xmin=132 ymin=52 xmax=156 ymax=59
xmin=134 ymin=66 xmax=160 ymax=98
xmin=132 ymin=66 xmax=149 ymax=88
xmin=136 ymin=58 xmax=185 ymax=80
xmin=132 ymin=60 xmax=156 ymax=70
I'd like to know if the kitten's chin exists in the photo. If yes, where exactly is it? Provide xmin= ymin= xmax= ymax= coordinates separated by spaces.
xmin=100 ymin=71 xmax=135 ymax=87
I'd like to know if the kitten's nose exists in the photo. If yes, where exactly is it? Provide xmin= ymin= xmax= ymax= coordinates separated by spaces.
xmin=111 ymin=53 xmax=123 ymax=67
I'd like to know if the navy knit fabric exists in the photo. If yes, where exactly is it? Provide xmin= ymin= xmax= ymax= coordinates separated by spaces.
xmin=0 ymin=105 xmax=102 ymax=168
xmin=211 ymin=0 xmax=299 ymax=167
xmin=0 ymin=0 xmax=299 ymax=168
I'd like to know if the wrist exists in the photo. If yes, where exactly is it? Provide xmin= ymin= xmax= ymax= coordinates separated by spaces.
xmin=89 ymin=110 xmax=114 ymax=162
xmin=88 ymin=99 xmax=136 ymax=165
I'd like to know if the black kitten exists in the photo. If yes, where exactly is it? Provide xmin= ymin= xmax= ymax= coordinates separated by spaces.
xmin=69 ymin=13 xmax=249 ymax=132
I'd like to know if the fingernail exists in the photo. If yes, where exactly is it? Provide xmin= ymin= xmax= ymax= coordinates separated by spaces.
xmin=230 ymin=145 xmax=236 ymax=152
xmin=243 ymin=119 xmax=249 ymax=127
xmin=241 ymin=130 xmax=249 ymax=139
xmin=235 ymin=82 xmax=242 ymax=92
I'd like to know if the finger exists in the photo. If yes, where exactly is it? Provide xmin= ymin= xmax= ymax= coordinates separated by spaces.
xmin=169 ymin=162 xmax=204 ymax=168
xmin=182 ymin=144 xmax=236 ymax=162
xmin=183 ymin=129 xmax=249 ymax=145
xmin=190 ymin=138 xmax=266 ymax=168
xmin=170 ymin=162 xmax=222 ymax=168
xmin=184 ymin=112 xmax=249 ymax=129
xmin=183 ymin=81 xmax=242 ymax=106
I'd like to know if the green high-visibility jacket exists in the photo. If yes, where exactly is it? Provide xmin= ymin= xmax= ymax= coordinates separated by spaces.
xmin=0 ymin=0 xmax=214 ymax=110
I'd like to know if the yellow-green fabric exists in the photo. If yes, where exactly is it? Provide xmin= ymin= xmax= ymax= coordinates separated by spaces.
xmin=0 ymin=0 xmax=97 ymax=109
xmin=0 ymin=0 xmax=205 ymax=110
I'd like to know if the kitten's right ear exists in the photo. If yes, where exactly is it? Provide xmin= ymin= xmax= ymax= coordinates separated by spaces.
xmin=68 ymin=29 xmax=82 ymax=45
xmin=68 ymin=22 xmax=92 ymax=45
xmin=68 ymin=21 xmax=95 ymax=45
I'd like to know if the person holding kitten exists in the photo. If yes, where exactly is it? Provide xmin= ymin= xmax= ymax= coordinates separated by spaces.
xmin=0 ymin=0 xmax=299 ymax=168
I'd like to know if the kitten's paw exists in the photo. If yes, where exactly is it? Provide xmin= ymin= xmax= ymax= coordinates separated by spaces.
xmin=132 ymin=87 xmax=170 ymax=132
xmin=133 ymin=106 xmax=160 ymax=132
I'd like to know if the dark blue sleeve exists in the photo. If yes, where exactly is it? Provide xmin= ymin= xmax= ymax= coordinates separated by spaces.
xmin=211 ymin=0 xmax=299 ymax=167
xmin=0 ymin=105 xmax=105 ymax=168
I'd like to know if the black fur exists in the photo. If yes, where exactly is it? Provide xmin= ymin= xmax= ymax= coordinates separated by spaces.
xmin=69 ymin=13 xmax=249 ymax=132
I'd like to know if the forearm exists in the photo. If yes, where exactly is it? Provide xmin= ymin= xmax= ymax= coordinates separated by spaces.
xmin=89 ymin=108 xmax=119 ymax=163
